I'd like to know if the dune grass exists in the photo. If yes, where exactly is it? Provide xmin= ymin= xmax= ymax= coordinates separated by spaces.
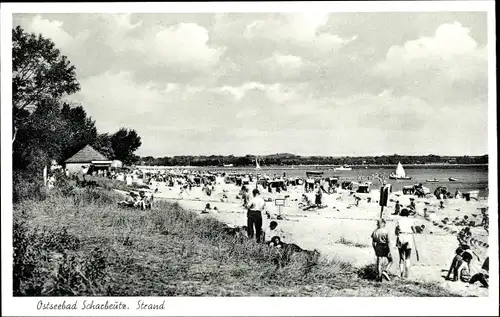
xmin=13 ymin=181 xmax=459 ymax=297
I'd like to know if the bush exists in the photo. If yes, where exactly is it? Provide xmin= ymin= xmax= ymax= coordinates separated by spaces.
xmin=13 ymin=171 xmax=47 ymax=203
xmin=13 ymin=220 xmax=109 ymax=296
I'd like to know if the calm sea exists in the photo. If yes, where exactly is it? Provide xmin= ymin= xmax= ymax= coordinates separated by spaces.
xmin=190 ymin=165 xmax=489 ymax=197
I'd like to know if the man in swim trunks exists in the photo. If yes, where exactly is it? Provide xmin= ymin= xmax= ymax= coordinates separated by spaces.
xmin=395 ymin=209 xmax=416 ymax=278
xmin=371 ymin=219 xmax=392 ymax=281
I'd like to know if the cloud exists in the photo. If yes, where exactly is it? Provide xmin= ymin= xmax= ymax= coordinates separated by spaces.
xmin=13 ymin=13 xmax=488 ymax=156
xmin=244 ymin=13 xmax=357 ymax=55
xmin=374 ymin=22 xmax=487 ymax=81
xmin=29 ymin=15 xmax=74 ymax=48
xmin=213 ymin=82 xmax=303 ymax=105
xmin=354 ymin=90 xmax=434 ymax=131
xmin=137 ymin=23 xmax=226 ymax=69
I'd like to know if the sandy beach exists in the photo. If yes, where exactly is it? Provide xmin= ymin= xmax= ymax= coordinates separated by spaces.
xmin=142 ymin=180 xmax=489 ymax=297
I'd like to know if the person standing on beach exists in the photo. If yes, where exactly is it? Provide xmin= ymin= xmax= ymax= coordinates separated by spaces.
xmin=395 ymin=209 xmax=416 ymax=278
xmin=247 ymin=188 xmax=266 ymax=242
xmin=371 ymin=219 xmax=392 ymax=281
xmin=241 ymin=186 xmax=250 ymax=208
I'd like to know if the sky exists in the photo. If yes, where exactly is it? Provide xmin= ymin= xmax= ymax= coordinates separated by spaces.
xmin=13 ymin=12 xmax=489 ymax=157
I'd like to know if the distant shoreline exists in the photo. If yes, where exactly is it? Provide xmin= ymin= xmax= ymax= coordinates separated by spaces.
xmin=136 ymin=164 xmax=488 ymax=169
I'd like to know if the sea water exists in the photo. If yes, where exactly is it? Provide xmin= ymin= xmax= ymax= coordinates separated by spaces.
xmin=192 ymin=165 xmax=489 ymax=197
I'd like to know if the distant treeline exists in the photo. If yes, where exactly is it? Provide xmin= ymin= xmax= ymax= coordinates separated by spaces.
xmin=139 ymin=154 xmax=488 ymax=167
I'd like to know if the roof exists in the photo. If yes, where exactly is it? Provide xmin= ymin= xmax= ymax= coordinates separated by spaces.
xmin=65 ymin=145 xmax=109 ymax=163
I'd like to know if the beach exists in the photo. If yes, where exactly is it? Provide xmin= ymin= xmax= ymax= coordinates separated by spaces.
xmin=141 ymin=174 xmax=489 ymax=297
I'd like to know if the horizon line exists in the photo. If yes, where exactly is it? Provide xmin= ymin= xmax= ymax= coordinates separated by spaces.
xmin=138 ymin=153 xmax=489 ymax=158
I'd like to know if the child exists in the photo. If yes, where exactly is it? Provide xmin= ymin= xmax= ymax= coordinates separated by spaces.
xmin=371 ymin=219 xmax=392 ymax=281
xmin=446 ymin=247 xmax=464 ymax=281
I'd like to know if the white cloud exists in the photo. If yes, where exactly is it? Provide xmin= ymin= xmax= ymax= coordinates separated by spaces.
xmin=138 ymin=23 xmax=225 ymax=69
xmin=14 ymin=13 xmax=488 ymax=156
xmin=266 ymin=53 xmax=303 ymax=69
xmin=214 ymin=82 xmax=302 ymax=105
xmin=244 ymin=13 xmax=357 ymax=54
xmin=29 ymin=15 xmax=74 ymax=48
xmin=374 ymin=22 xmax=487 ymax=81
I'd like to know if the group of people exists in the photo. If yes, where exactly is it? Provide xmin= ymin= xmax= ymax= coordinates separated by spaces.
xmin=370 ymin=208 xmax=416 ymax=282
xmin=238 ymin=187 xmax=287 ymax=244
xmin=370 ymin=206 xmax=489 ymax=288
xmin=117 ymin=191 xmax=153 ymax=210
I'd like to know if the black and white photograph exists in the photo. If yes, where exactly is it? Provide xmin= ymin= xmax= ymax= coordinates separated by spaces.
xmin=1 ymin=1 xmax=498 ymax=316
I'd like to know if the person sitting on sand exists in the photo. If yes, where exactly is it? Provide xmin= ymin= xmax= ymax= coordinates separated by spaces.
xmin=354 ymin=195 xmax=361 ymax=207
xmin=457 ymin=251 xmax=473 ymax=283
xmin=202 ymin=203 xmax=211 ymax=214
xmin=263 ymin=221 xmax=285 ymax=244
xmin=371 ymin=219 xmax=392 ymax=282
xmin=119 ymin=192 xmax=138 ymax=207
xmin=446 ymin=247 xmax=464 ymax=281
xmin=455 ymin=189 xmax=462 ymax=199
xmin=469 ymin=257 xmax=489 ymax=288
xmin=439 ymin=200 xmax=445 ymax=209
xmin=315 ymin=186 xmax=323 ymax=207
xmin=246 ymin=188 xmax=266 ymax=242
xmin=392 ymin=201 xmax=401 ymax=215
xmin=408 ymin=198 xmax=416 ymax=212
xmin=395 ymin=208 xmax=416 ymax=278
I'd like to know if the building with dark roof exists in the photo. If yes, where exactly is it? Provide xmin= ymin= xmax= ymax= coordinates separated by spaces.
xmin=65 ymin=145 xmax=112 ymax=174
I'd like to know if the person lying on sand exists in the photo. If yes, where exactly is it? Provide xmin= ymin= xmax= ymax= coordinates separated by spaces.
xmin=118 ymin=192 xmax=138 ymax=207
xmin=371 ymin=219 xmax=392 ymax=282
xmin=469 ymin=257 xmax=489 ymax=288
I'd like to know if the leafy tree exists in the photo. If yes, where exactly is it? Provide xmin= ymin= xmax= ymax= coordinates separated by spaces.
xmin=12 ymin=26 xmax=80 ymax=142
xmin=13 ymin=99 xmax=66 ymax=171
xmin=60 ymin=103 xmax=98 ymax=160
xmin=93 ymin=133 xmax=115 ymax=160
xmin=111 ymin=128 xmax=142 ymax=164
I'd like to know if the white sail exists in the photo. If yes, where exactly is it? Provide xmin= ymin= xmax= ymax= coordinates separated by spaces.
xmin=395 ymin=162 xmax=406 ymax=178
xmin=255 ymin=157 xmax=261 ymax=169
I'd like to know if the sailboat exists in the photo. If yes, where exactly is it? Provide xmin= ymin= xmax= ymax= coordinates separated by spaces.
xmin=255 ymin=157 xmax=261 ymax=170
xmin=389 ymin=162 xmax=412 ymax=180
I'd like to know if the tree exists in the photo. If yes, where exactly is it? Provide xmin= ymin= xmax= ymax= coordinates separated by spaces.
xmin=60 ymin=103 xmax=98 ymax=160
xmin=13 ymin=98 xmax=66 ymax=171
xmin=12 ymin=26 xmax=80 ymax=142
xmin=93 ymin=133 xmax=115 ymax=160
xmin=111 ymin=128 xmax=142 ymax=164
